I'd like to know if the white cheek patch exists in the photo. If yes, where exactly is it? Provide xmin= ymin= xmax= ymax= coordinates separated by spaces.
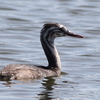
xmin=59 ymin=24 xmax=68 ymax=30
xmin=59 ymin=25 xmax=64 ymax=28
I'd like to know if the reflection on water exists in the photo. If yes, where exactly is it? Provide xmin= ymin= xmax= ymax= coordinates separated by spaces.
xmin=0 ymin=77 xmax=57 ymax=100
xmin=0 ymin=0 xmax=100 ymax=99
xmin=38 ymin=77 xmax=56 ymax=100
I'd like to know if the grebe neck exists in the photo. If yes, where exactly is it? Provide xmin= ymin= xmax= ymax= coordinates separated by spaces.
xmin=40 ymin=29 xmax=61 ymax=70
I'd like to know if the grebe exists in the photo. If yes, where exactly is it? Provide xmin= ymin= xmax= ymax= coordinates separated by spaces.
xmin=0 ymin=23 xmax=84 ymax=80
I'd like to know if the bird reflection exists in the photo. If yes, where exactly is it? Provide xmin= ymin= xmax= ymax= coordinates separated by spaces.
xmin=38 ymin=77 xmax=57 ymax=100
xmin=0 ymin=80 xmax=15 ymax=88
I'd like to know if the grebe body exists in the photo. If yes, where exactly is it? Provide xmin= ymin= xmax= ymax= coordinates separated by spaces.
xmin=0 ymin=23 xmax=84 ymax=80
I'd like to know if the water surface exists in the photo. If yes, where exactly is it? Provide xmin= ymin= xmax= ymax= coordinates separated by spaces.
xmin=0 ymin=0 xmax=100 ymax=100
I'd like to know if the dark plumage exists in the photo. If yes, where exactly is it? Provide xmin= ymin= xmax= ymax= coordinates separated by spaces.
xmin=0 ymin=23 xmax=84 ymax=80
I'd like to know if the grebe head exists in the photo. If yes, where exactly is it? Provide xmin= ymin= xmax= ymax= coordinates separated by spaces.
xmin=41 ymin=23 xmax=84 ymax=38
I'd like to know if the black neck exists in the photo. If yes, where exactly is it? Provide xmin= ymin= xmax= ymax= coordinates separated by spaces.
xmin=40 ymin=31 xmax=61 ymax=70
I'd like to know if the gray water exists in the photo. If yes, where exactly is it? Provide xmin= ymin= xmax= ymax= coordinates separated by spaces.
xmin=0 ymin=0 xmax=100 ymax=100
